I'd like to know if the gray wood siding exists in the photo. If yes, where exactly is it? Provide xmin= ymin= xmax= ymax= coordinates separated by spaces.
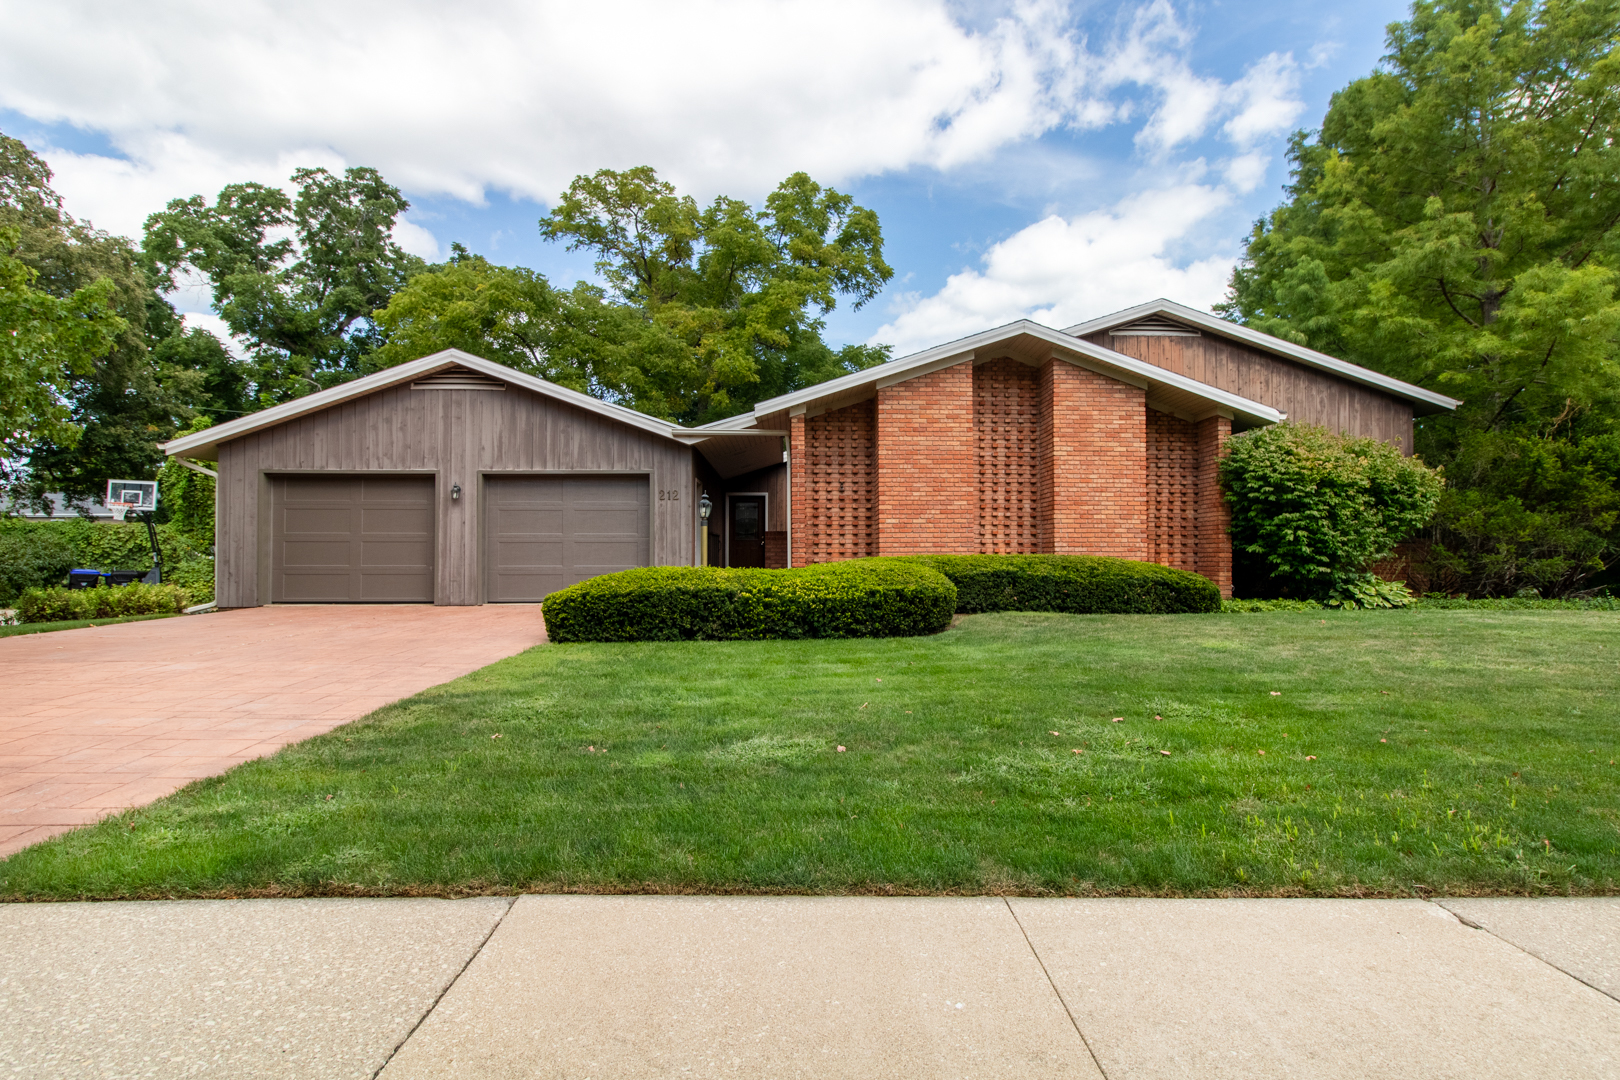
xmin=215 ymin=383 xmax=694 ymax=607
xmin=1084 ymin=332 xmax=1415 ymax=453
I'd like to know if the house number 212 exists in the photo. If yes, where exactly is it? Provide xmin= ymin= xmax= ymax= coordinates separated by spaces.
xmin=658 ymin=489 xmax=681 ymax=501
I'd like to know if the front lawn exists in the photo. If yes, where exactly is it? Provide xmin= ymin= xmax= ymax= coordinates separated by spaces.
xmin=3 ymin=610 xmax=1616 ymax=898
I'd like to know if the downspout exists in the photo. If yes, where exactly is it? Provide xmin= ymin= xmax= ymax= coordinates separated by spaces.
xmin=782 ymin=436 xmax=791 ymax=569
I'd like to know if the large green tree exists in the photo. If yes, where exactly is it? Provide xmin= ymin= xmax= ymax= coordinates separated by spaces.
xmin=144 ymin=167 xmax=426 ymax=403
xmin=376 ymin=168 xmax=893 ymax=423
xmin=0 ymin=133 xmax=215 ymax=511
xmin=1221 ymin=0 xmax=1620 ymax=595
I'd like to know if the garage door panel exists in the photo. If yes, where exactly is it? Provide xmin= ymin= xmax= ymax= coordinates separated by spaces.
xmin=272 ymin=475 xmax=435 ymax=603
xmin=485 ymin=475 xmax=650 ymax=602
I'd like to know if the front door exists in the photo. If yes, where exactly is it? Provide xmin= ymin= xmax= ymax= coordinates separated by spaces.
xmin=728 ymin=496 xmax=766 ymax=567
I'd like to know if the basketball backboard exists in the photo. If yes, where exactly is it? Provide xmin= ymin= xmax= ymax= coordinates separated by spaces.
xmin=106 ymin=479 xmax=158 ymax=520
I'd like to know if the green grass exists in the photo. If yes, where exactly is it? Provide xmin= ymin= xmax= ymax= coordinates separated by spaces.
xmin=3 ymin=610 xmax=1617 ymax=899
xmin=0 ymin=612 xmax=181 ymax=638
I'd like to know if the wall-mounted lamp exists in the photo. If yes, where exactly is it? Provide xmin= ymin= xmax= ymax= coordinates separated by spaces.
xmin=699 ymin=494 xmax=712 ymax=523
xmin=451 ymin=483 xmax=462 ymax=501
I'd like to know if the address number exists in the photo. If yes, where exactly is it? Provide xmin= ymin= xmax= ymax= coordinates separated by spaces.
xmin=658 ymin=489 xmax=681 ymax=501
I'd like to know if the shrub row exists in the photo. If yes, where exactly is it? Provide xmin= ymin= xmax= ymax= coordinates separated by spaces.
xmin=16 ymin=583 xmax=191 ymax=623
xmin=542 ymin=560 xmax=957 ymax=642
xmin=903 ymin=554 xmax=1221 ymax=615
xmin=1221 ymin=595 xmax=1619 ymax=612
xmin=0 ymin=519 xmax=214 ymax=606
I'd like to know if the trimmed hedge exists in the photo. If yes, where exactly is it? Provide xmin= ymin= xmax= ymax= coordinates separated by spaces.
xmin=16 ymin=583 xmax=190 ymax=623
xmin=542 ymin=560 xmax=957 ymax=642
xmin=903 ymin=554 xmax=1221 ymax=615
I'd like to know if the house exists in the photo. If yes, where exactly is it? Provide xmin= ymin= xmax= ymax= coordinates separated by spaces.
xmin=163 ymin=299 xmax=1456 ymax=606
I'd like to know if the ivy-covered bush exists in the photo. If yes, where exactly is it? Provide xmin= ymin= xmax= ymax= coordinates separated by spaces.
xmin=542 ymin=560 xmax=956 ymax=642
xmin=0 ymin=519 xmax=213 ymax=605
xmin=0 ymin=529 xmax=75 ymax=606
xmin=904 ymin=554 xmax=1220 ymax=614
xmin=16 ymin=582 xmax=190 ymax=622
xmin=1220 ymin=422 xmax=1443 ymax=602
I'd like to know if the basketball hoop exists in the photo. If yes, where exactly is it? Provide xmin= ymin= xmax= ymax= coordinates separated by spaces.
xmin=108 ymin=502 xmax=134 ymax=522
xmin=105 ymin=479 xmax=157 ymax=521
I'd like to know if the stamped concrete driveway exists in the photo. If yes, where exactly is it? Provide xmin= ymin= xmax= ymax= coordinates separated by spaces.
xmin=0 ymin=606 xmax=548 ymax=857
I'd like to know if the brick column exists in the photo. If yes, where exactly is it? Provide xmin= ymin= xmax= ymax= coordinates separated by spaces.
xmin=1037 ymin=359 xmax=1147 ymax=558
xmin=876 ymin=362 xmax=976 ymax=554
xmin=1195 ymin=414 xmax=1233 ymax=597
xmin=789 ymin=412 xmax=809 ymax=567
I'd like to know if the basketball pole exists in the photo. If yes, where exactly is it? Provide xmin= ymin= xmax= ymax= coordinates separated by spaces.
xmin=142 ymin=511 xmax=163 ymax=585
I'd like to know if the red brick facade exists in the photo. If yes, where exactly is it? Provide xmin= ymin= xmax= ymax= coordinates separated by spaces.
xmin=875 ymin=363 xmax=977 ymax=555
xmin=785 ymin=356 xmax=1236 ymax=595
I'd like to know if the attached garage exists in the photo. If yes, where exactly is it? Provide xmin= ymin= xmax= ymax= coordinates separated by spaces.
xmin=484 ymin=475 xmax=649 ymax=602
xmin=162 ymin=350 xmax=784 ymax=607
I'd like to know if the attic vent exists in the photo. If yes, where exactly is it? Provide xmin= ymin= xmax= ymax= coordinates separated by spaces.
xmin=1109 ymin=314 xmax=1201 ymax=337
xmin=411 ymin=366 xmax=506 ymax=391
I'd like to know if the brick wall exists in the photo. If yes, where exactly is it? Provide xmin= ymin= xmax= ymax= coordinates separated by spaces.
xmin=1146 ymin=408 xmax=1198 ymax=571
xmin=876 ymin=362 xmax=977 ymax=554
xmin=763 ymin=531 xmax=788 ymax=569
xmin=1037 ymin=360 xmax=1147 ymax=559
xmin=974 ymin=359 xmax=1040 ymax=553
xmin=1194 ymin=415 xmax=1233 ymax=597
xmin=792 ymin=400 xmax=877 ymax=566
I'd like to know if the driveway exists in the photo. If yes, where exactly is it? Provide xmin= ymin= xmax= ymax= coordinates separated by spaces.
xmin=0 ymin=606 xmax=548 ymax=857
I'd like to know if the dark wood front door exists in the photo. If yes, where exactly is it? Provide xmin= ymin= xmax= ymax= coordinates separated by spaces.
xmin=728 ymin=496 xmax=766 ymax=567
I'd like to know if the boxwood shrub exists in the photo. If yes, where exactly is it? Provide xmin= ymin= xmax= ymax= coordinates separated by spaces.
xmin=542 ymin=560 xmax=956 ymax=642
xmin=902 ymin=553 xmax=1220 ymax=614
xmin=16 ymin=582 xmax=191 ymax=623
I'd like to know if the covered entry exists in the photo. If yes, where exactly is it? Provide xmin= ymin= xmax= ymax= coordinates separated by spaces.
xmin=484 ymin=475 xmax=650 ymax=601
xmin=270 ymin=475 xmax=435 ymax=602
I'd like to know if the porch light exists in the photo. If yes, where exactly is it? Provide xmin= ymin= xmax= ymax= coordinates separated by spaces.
xmin=699 ymin=495 xmax=712 ymax=523
xmin=451 ymin=483 xmax=462 ymax=501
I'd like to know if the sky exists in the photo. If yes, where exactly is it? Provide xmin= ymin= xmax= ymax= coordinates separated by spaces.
xmin=0 ymin=0 xmax=1410 ymax=356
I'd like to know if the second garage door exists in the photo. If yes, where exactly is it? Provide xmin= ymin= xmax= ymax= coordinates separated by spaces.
xmin=485 ymin=475 xmax=650 ymax=601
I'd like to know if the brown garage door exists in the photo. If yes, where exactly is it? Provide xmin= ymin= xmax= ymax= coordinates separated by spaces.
xmin=485 ymin=475 xmax=649 ymax=601
xmin=271 ymin=476 xmax=435 ymax=602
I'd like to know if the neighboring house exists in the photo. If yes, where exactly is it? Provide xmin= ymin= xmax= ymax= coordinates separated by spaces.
xmin=1 ymin=494 xmax=116 ymax=520
xmin=164 ymin=298 xmax=1456 ymax=607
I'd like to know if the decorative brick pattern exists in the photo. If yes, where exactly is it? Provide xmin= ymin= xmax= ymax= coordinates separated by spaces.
xmin=1195 ymin=414 xmax=1233 ymax=597
xmin=974 ymin=359 xmax=1040 ymax=553
xmin=1037 ymin=360 xmax=1147 ymax=558
xmin=1146 ymin=408 xmax=1198 ymax=571
xmin=876 ymin=363 xmax=978 ymax=554
xmin=792 ymin=400 xmax=877 ymax=565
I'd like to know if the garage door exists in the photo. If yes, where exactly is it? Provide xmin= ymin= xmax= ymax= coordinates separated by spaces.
xmin=485 ymin=475 xmax=649 ymax=601
xmin=271 ymin=476 xmax=435 ymax=602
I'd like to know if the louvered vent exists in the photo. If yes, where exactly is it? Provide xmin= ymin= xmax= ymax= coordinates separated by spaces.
xmin=1108 ymin=314 xmax=1201 ymax=337
xmin=411 ymin=366 xmax=507 ymax=391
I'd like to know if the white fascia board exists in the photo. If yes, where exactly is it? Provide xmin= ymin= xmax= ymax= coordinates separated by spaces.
xmin=671 ymin=429 xmax=787 ymax=444
xmin=1062 ymin=298 xmax=1462 ymax=413
xmin=163 ymin=349 xmax=690 ymax=458
xmin=744 ymin=319 xmax=1281 ymax=428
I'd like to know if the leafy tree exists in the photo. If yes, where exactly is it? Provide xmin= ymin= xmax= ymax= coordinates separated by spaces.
xmin=144 ymin=167 xmax=426 ymax=402
xmin=1221 ymin=422 xmax=1445 ymax=601
xmin=376 ymin=169 xmax=891 ymax=423
xmin=1220 ymin=0 xmax=1620 ymax=595
xmin=0 ymin=227 xmax=124 ymax=472
xmin=1 ymin=133 xmax=203 ymax=510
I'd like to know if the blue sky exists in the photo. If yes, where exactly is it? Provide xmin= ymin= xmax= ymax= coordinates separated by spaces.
xmin=1 ymin=0 xmax=1409 ymax=354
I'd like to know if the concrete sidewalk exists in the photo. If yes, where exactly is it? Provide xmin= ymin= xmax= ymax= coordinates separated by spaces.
xmin=1 ymin=897 xmax=1616 ymax=1079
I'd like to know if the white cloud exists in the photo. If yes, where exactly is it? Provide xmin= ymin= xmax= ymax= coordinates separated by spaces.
xmin=872 ymin=184 xmax=1235 ymax=353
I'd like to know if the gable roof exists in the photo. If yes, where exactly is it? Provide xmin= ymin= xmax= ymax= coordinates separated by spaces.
xmin=162 ymin=349 xmax=770 ymax=461
xmin=713 ymin=318 xmax=1286 ymax=430
xmin=1062 ymin=298 xmax=1461 ymax=415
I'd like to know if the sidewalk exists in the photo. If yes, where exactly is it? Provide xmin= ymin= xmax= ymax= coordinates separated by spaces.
xmin=2 ymin=896 xmax=1616 ymax=1078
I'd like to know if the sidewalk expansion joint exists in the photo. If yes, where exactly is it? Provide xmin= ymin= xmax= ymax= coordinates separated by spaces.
xmin=1430 ymin=899 xmax=1620 ymax=1006
xmin=1004 ymin=898 xmax=1110 ymax=1080
xmin=370 ymin=895 xmax=518 ymax=1079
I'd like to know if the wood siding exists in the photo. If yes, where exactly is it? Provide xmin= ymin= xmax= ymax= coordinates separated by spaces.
xmin=214 ymin=382 xmax=694 ymax=607
xmin=1084 ymin=331 xmax=1415 ymax=453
